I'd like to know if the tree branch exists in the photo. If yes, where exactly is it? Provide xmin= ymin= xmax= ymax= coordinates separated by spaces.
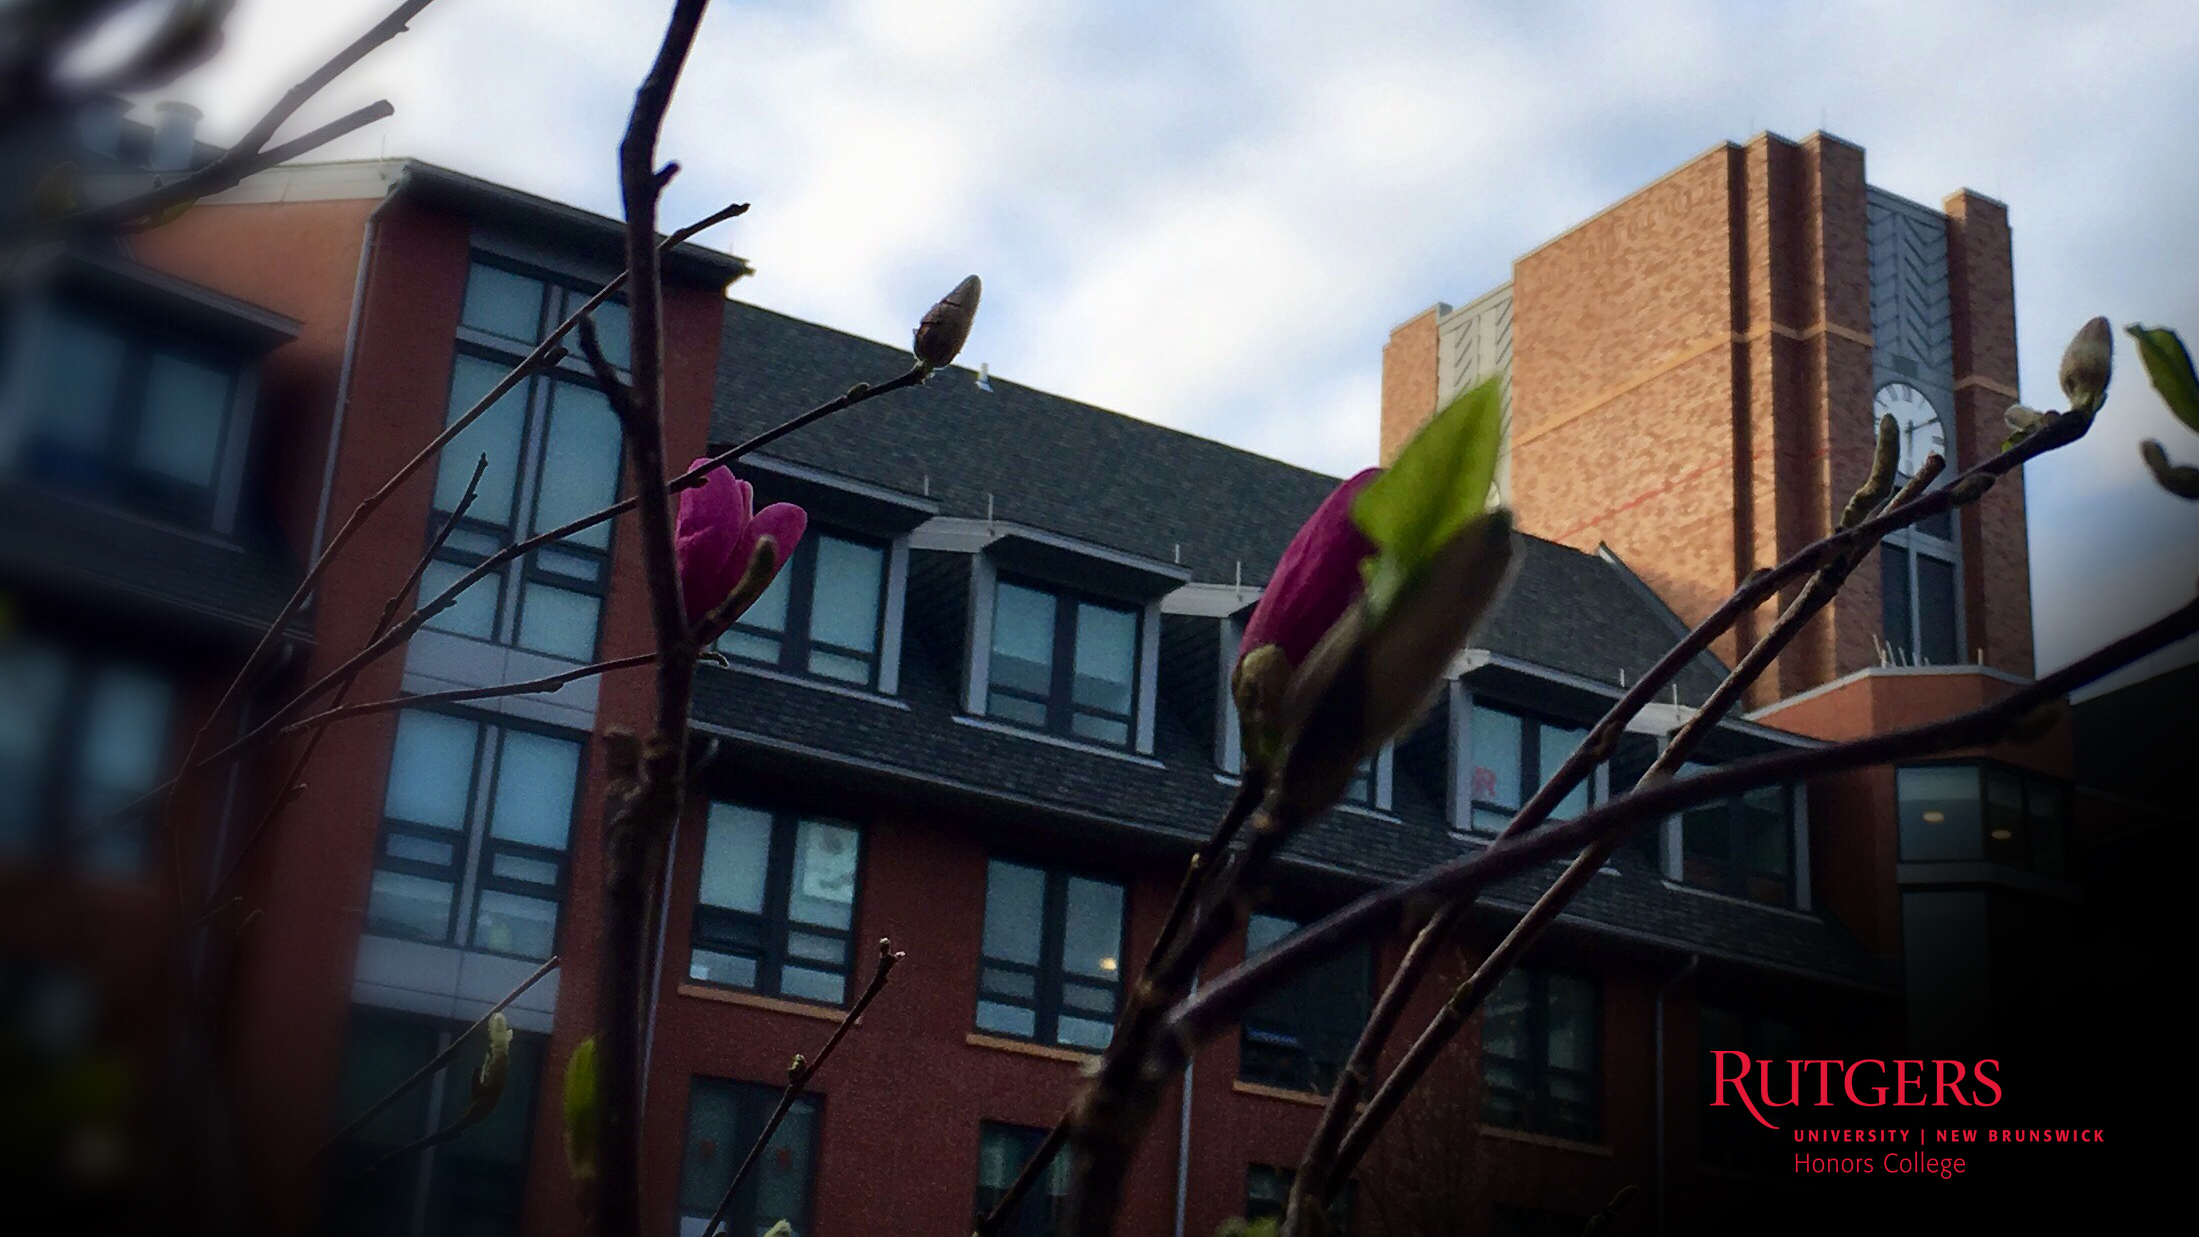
xmin=700 ymin=940 xmax=904 ymax=1237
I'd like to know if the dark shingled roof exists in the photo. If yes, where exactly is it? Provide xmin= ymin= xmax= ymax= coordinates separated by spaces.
xmin=0 ymin=482 xmax=302 ymax=638
xmin=701 ymin=300 xmax=1883 ymax=991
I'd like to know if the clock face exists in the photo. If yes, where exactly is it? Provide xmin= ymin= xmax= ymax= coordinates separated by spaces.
xmin=1874 ymin=382 xmax=1945 ymax=477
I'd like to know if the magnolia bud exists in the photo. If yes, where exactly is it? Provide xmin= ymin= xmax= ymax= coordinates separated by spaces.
xmin=2004 ymin=404 xmax=2045 ymax=431
xmin=913 ymin=275 xmax=982 ymax=372
xmin=2058 ymin=316 xmax=2113 ymax=416
xmin=2140 ymin=440 xmax=2199 ymax=500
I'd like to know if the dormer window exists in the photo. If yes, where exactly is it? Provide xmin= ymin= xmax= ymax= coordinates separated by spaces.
xmin=21 ymin=312 xmax=240 ymax=526
xmin=986 ymin=579 xmax=1141 ymax=746
xmin=1466 ymin=700 xmax=1596 ymax=835
xmin=718 ymin=530 xmax=890 ymax=688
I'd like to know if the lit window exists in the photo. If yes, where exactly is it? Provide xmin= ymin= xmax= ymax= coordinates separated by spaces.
xmin=718 ymin=531 xmax=890 ymax=688
xmin=974 ymin=1122 xmax=1067 ymax=1237
xmin=368 ymin=710 xmax=581 ymax=959
xmin=1897 ymin=763 xmax=2068 ymax=876
xmin=1468 ymin=703 xmax=1593 ymax=835
xmin=975 ymin=859 xmax=1124 ymax=1050
xmin=985 ymin=579 xmax=1140 ymax=747
xmin=689 ymin=803 xmax=862 ymax=1004
xmin=677 ymin=1077 xmax=818 ymax=1237
xmin=1482 ymin=966 xmax=1599 ymax=1143
xmin=1240 ymin=912 xmax=1371 ymax=1093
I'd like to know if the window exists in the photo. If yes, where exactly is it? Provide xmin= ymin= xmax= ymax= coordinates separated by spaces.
xmin=21 ymin=311 xmax=239 ymax=524
xmin=1874 ymin=382 xmax=1961 ymax=665
xmin=367 ymin=709 xmax=582 ymax=959
xmin=689 ymin=803 xmax=862 ymax=1004
xmin=976 ymin=859 xmax=1125 ymax=1050
xmin=0 ymin=636 xmax=171 ymax=873
xmin=326 ymin=1010 xmax=545 ymax=1237
xmin=974 ymin=1122 xmax=1067 ymax=1237
xmin=1245 ymin=1164 xmax=1350 ymax=1234
xmin=421 ymin=261 xmax=628 ymax=662
xmin=1698 ymin=1005 xmax=1801 ymax=1173
xmin=1481 ymin=967 xmax=1599 ymax=1143
xmin=1896 ymin=763 xmax=2067 ymax=877
xmin=718 ymin=530 xmax=890 ymax=687
xmin=678 ymin=1077 xmax=819 ymax=1237
xmin=1467 ymin=702 xmax=1594 ymax=835
xmin=1240 ymin=912 xmax=1371 ymax=1093
xmin=1676 ymin=766 xmax=1797 ymax=906
xmin=986 ymin=579 xmax=1141 ymax=746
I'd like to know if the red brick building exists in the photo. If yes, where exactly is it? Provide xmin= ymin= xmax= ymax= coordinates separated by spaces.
xmin=1 ymin=127 xmax=2157 ymax=1237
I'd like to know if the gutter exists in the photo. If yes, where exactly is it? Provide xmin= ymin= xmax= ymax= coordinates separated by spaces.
xmin=308 ymin=171 xmax=404 ymax=568
xmin=1653 ymin=952 xmax=1700 ymax=1236
xmin=1174 ymin=976 xmax=1196 ymax=1237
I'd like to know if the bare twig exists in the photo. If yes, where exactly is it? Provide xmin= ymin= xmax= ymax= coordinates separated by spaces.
xmin=7 ymin=0 xmax=443 ymax=245
xmin=272 ymin=651 xmax=657 ymax=740
xmin=702 ymin=940 xmax=905 ymax=1237
xmin=300 ymin=953 xmax=559 ymax=1175
xmin=594 ymin=5 xmax=715 ymax=1234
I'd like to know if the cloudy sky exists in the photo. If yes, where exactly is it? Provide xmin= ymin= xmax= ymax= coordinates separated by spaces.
xmin=131 ymin=0 xmax=2199 ymax=689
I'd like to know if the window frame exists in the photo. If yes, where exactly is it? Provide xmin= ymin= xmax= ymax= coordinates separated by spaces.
xmin=974 ymin=1121 xmax=1067 ymax=1237
xmin=420 ymin=259 xmax=630 ymax=664
xmin=1895 ymin=759 xmax=2070 ymax=877
xmin=367 ymin=706 xmax=586 ymax=961
xmin=982 ymin=573 xmax=1145 ymax=749
xmin=1238 ymin=910 xmax=1374 ymax=1094
xmin=676 ymin=1075 xmax=821 ymax=1237
xmin=1465 ymin=698 xmax=1599 ymax=835
xmin=718 ymin=526 xmax=893 ymax=690
xmin=974 ymin=857 xmax=1128 ymax=1050
xmin=20 ymin=306 xmax=242 ymax=528
xmin=1480 ymin=966 xmax=1601 ymax=1144
xmin=1874 ymin=381 xmax=1964 ymax=666
xmin=687 ymin=802 xmax=866 ymax=1007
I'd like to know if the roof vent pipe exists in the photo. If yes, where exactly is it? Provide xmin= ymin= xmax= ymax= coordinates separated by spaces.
xmin=149 ymin=101 xmax=201 ymax=171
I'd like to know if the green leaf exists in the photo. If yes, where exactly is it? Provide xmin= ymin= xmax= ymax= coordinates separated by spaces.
xmin=2129 ymin=325 xmax=2199 ymax=435
xmin=563 ymin=1035 xmax=599 ymax=1180
xmin=1351 ymin=377 xmax=1505 ymax=614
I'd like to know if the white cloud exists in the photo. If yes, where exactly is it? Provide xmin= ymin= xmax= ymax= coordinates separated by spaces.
xmin=144 ymin=0 xmax=2199 ymax=678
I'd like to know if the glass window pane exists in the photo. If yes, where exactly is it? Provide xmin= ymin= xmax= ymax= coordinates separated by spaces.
xmin=737 ymin=567 xmax=793 ymax=641
xmin=1070 ymin=712 xmax=1128 ymax=745
xmin=418 ymin=558 xmax=500 ymax=640
xmin=981 ymin=861 xmax=1045 ymax=966
xmin=1471 ymin=807 xmax=1512 ymax=836
xmin=787 ymin=820 xmax=858 ymax=929
xmin=1984 ymin=770 xmax=2026 ymax=868
xmin=1482 ymin=969 xmax=1529 ymax=1062
xmin=517 ymin=582 xmax=599 ymax=661
xmin=331 ymin=1015 xmax=440 ymax=1147
xmin=1898 ymin=766 xmax=1982 ymax=861
xmin=1739 ymin=785 xmax=1792 ymax=903
xmin=438 ymin=1030 xmax=542 ymax=1168
xmin=1547 ymin=974 xmax=1598 ymax=1073
xmin=1917 ymin=554 xmax=1959 ymax=665
xmin=810 ymin=537 xmax=884 ymax=656
xmin=1056 ymin=1015 xmax=1112 ymax=1050
xmin=1538 ymin=724 xmax=1589 ymax=818
xmin=718 ymin=627 xmax=783 ymax=666
xmin=487 ymin=730 xmax=580 ymax=850
xmin=0 ymin=643 xmax=69 ymax=846
xmin=134 ymin=352 xmax=230 ymax=488
xmin=386 ymin=833 xmax=457 ymax=868
xmin=490 ymin=850 xmax=557 ymax=886
xmin=689 ymin=948 xmax=758 ymax=988
xmin=986 ymin=692 xmax=1047 ymax=727
xmin=980 ymin=966 xmax=1035 ymax=1001
xmin=2027 ymin=780 xmax=2066 ymax=877
xmin=579 ymin=296 xmax=632 ymax=370
xmin=779 ymin=965 xmax=847 ymax=1005
xmin=435 ymin=355 xmax=529 ymax=525
xmin=76 ymin=666 xmax=171 ymax=798
xmin=368 ymin=870 xmax=454 ymax=941
xmin=1071 ymin=603 xmax=1136 ymax=716
xmin=31 ymin=317 xmax=124 ymax=455
xmin=1473 ymin=706 xmax=1523 ymax=808
xmin=1246 ymin=912 xmax=1294 ymax=959
xmin=384 ymin=711 xmax=479 ymax=830
xmin=678 ymin=1083 xmax=741 ymax=1216
xmin=1060 ymin=877 xmax=1123 ymax=979
xmin=472 ymin=889 xmax=558 ymax=957
xmin=1881 ymin=544 xmax=1912 ymax=660
xmin=989 ymin=583 xmax=1057 ymax=699
xmin=463 ymin=264 xmax=545 ymax=342
xmin=976 ymin=1001 xmax=1037 ymax=1038
xmin=809 ymin=649 xmax=872 ymax=685
xmin=699 ymin=804 xmax=773 ymax=913
xmin=751 ymin=1096 xmax=817 ymax=1233
xmin=535 ymin=383 xmax=622 ymax=548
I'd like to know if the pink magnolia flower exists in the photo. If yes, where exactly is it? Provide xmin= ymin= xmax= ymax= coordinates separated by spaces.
xmin=1237 ymin=467 xmax=1382 ymax=668
xmin=674 ymin=459 xmax=807 ymax=628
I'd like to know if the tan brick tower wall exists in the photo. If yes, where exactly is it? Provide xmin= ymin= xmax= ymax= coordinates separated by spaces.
xmin=1945 ymin=191 xmax=2034 ymax=677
